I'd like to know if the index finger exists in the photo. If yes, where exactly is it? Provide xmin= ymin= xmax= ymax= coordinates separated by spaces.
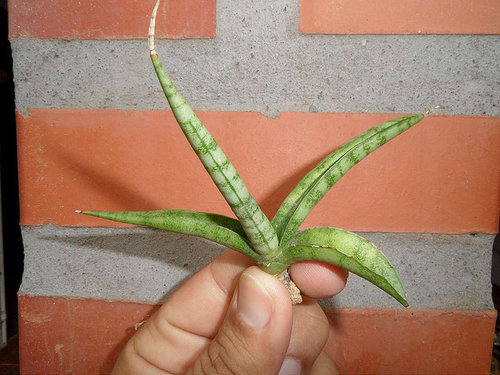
xmin=290 ymin=261 xmax=348 ymax=299
xmin=154 ymin=252 xmax=347 ymax=339
xmin=123 ymin=250 xmax=254 ymax=374
xmin=158 ymin=250 xmax=255 ymax=338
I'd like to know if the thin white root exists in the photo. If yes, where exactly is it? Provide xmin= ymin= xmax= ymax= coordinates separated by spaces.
xmin=425 ymin=105 xmax=441 ymax=117
xmin=274 ymin=269 xmax=302 ymax=305
xmin=148 ymin=0 xmax=161 ymax=55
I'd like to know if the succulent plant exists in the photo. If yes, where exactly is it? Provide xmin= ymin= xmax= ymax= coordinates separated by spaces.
xmin=78 ymin=0 xmax=426 ymax=306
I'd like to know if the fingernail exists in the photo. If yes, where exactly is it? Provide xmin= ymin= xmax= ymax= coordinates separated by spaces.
xmin=278 ymin=357 xmax=302 ymax=375
xmin=236 ymin=272 xmax=273 ymax=330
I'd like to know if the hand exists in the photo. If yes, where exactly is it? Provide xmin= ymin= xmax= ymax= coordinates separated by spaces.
xmin=111 ymin=250 xmax=348 ymax=375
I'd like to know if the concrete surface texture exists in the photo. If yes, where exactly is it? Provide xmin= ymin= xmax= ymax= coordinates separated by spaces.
xmin=11 ymin=37 xmax=500 ymax=118
xmin=20 ymin=226 xmax=495 ymax=310
xmin=11 ymin=7 xmax=500 ymax=117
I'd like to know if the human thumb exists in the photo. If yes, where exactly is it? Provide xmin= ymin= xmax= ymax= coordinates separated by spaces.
xmin=186 ymin=266 xmax=295 ymax=375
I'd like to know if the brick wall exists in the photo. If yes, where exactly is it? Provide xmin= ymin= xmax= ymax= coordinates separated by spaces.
xmin=10 ymin=0 xmax=500 ymax=374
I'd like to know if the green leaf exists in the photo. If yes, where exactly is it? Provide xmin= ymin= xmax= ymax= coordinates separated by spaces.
xmin=272 ymin=114 xmax=424 ymax=247
xmin=283 ymin=227 xmax=408 ymax=307
xmin=80 ymin=209 xmax=261 ymax=261
xmin=148 ymin=2 xmax=278 ymax=256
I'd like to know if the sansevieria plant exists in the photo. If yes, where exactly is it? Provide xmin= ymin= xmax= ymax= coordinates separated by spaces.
xmin=78 ymin=0 xmax=427 ymax=306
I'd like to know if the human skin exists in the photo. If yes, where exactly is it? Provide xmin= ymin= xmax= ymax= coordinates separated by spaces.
xmin=111 ymin=250 xmax=348 ymax=375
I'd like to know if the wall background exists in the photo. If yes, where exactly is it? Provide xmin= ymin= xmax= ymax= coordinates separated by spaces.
xmin=9 ymin=0 xmax=500 ymax=373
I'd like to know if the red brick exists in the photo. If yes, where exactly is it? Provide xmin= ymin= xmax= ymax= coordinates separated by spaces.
xmin=326 ymin=309 xmax=496 ymax=374
xmin=9 ymin=0 xmax=215 ymax=39
xmin=300 ymin=0 xmax=500 ymax=35
xmin=16 ymin=109 xmax=500 ymax=233
xmin=18 ymin=295 xmax=496 ymax=374
xmin=19 ymin=295 xmax=160 ymax=374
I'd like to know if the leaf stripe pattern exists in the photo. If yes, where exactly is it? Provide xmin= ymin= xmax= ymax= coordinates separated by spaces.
xmin=149 ymin=2 xmax=278 ymax=256
xmin=81 ymin=210 xmax=261 ymax=261
xmin=286 ymin=227 xmax=408 ymax=306
xmin=273 ymin=114 xmax=424 ymax=247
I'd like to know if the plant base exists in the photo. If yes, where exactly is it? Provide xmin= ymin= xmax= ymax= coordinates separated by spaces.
xmin=274 ymin=269 xmax=302 ymax=305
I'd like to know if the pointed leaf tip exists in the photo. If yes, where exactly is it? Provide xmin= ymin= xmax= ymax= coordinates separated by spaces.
xmin=284 ymin=227 xmax=408 ymax=307
xmin=272 ymin=114 xmax=424 ymax=248
xmin=80 ymin=209 xmax=262 ymax=262
xmin=149 ymin=2 xmax=279 ymax=256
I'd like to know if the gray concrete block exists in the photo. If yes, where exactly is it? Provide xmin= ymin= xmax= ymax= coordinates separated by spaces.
xmin=20 ymin=226 xmax=494 ymax=310
xmin=10 ymin=0 xmax=500 ymax=117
